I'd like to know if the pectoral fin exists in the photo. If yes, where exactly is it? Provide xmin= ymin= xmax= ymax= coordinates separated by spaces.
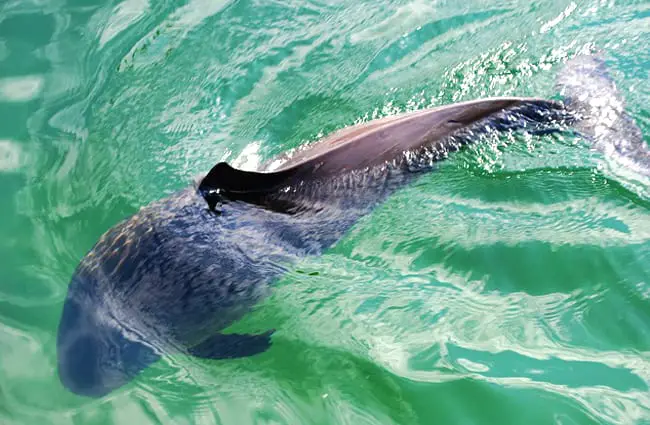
xmin=188 ymin=330 xmax=274 ymax=359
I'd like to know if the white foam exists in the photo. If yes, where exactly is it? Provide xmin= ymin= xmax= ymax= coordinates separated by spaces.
xmin=99 ymin=0 xmax=150 ymax=48
xmin=0 ymin=140 xmax=23 ymax=172
xmin=0 ymin=75 xmax=44 ymax=102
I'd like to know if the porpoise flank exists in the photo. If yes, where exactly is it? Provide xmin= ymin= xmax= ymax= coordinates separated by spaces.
xmin=56 ymin=55 xmax=645 ymax=398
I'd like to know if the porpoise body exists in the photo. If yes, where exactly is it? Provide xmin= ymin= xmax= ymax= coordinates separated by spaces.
xmin=56 ymin=55 xmax=646 ymax=398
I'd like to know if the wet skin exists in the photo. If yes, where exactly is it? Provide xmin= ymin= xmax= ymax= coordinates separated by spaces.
xmin=58 ymin=68 xmax=646 ymax=398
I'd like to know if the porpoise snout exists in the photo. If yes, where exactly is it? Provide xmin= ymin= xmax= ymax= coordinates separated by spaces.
xmin=56 ymin=274 xmax=158 ymax=398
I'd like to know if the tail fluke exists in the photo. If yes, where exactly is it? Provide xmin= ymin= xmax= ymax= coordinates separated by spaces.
xmin=556 ymin=54 xmax=649 ymax=172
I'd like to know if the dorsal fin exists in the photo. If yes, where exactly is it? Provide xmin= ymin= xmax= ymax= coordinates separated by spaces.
xmin=197 ymin=162 xmax=313 ymax=214
xmin=198 ymin=162 xmax=299 ymax=195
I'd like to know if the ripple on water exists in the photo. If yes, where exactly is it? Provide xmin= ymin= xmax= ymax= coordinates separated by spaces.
xmin=0 ymin=75 xmax=44 ymax=102
xmin=260 ymin=255 xmax=650 ymax=423
xmin=0 ymin=140 xmax=24 ymax=172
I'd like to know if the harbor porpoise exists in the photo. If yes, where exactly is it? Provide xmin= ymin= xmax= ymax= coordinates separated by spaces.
xmin=56 ymin=55 xmax=646 ymax=398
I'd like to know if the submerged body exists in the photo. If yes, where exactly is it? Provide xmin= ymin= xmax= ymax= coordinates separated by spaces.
xmin=57 ymin=55 xmax=646 ymax=398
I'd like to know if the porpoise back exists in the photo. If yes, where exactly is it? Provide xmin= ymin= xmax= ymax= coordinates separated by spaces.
xmin=198 ymin=97 xmax=564 ymax=206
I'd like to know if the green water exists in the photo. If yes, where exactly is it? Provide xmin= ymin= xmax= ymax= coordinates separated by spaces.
xmin=1 ymin=0 xmax=650 ymax=423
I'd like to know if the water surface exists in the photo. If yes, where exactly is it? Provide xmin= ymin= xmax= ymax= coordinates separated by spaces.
xmin=1 ymin=0 xmax=649 ymax=424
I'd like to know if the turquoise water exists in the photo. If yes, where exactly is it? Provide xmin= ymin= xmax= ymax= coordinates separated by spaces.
xmin=1 ymin=0 xmax=650 ymax=423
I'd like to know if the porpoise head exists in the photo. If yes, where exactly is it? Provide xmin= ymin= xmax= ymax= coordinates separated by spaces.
xmin=55 ymin=191 xmax=261 ymax=398
xmin=55 ymin=202 xmax=182 ymax=398
xmin=56 ymin=267 xmax=160 ymax=398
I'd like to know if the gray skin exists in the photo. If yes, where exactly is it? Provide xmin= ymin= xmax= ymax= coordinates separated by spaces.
xmin=57 ymin=55 xmax=646 ymax=399
xmin=59 ymin=97 xmax=570 ymax=398
xmin=555 ymin=55 xmax=650 ymax=173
